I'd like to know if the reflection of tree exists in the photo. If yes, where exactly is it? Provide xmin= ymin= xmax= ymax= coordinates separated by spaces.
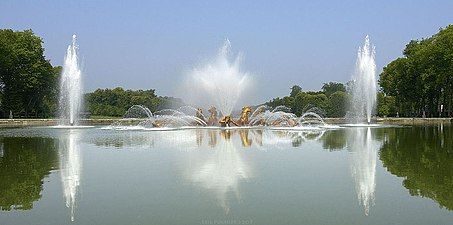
xmin=380 ymin=126 xmax=453 ymax=210
xmin=0 ymin=137 xmax=58 ymax=211
xmin=320 ymin=129 xmax=347 ymax=151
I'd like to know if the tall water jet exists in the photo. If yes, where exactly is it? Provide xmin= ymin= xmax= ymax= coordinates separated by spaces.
xmin=349 ymin=36 xmax=377 ymax=124
xmin=59 ymin=35 xmax=83 ymax=126
xmin=189 ymin=39 xmax=250 ymax=117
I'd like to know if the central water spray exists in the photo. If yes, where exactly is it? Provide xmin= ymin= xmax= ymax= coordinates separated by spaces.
xmin=349 ymin=35 xmax=377 ymax=124
xmin=190 ymin=39 xmax=250 ymax=117
xmin=59 ymin=35 xmax=83 ymax=126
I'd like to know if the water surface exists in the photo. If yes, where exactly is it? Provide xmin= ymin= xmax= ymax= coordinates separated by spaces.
xmin=0 ymin=125 xmax=451 ymax=225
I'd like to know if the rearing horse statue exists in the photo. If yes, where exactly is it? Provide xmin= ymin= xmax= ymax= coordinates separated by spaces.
xmin=236 ymin=106 xmax=252 ymax=126
xmin=218 ymin=106 xmax=252 ymax=127
xmin=207 ymin=106 xmax=218 ymax=126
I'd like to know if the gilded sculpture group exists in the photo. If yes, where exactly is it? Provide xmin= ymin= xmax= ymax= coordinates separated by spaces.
xmin=197 ymin=106 xmax=252 ymax=127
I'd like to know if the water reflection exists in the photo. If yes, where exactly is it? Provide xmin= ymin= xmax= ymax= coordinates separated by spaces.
xmin=320 ymin=129 xmax=347 ymax=151
xmin=380 ymin=126 xmax=453 ymax=210
xmin=0 ymin=125 xmax=451 ymax=224
xmin=59 ymin=130 xmax=82 ymax=221
xmin=78 ymin=126 xmax=453 ymax=214
xmin=191 ymin=130 xmax=251 ymax=213
xmin=347 ymin=128 xmax=381 ymax=216
xmin=0 ymin=137 xmax=58 ymax=211
xmin=89 ymin=129 xmax=327 ymax=150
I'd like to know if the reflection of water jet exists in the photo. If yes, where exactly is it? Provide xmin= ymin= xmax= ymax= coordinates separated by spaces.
xmin=191 ymin=136 xmax=251 ymax=213
xmin=348 ymin=128 xmax=379 ymax=215
xmin=59 ymin=130 xmax=82 ymax=221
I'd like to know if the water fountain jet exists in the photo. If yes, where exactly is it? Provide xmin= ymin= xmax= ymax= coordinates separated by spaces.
xmin=348 ymin=35 xmax=377 ymax=124
xmin=58 ymin=35 xmax=83 ymax=126
xmin=189 ymin=39 xmax=250 ymax=118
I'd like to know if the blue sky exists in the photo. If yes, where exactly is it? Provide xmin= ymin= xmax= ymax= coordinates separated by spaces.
xmin=1 ymin=0 xmax=452 ymax=104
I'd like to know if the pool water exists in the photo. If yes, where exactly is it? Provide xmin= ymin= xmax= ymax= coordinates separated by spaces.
xmin=0 ymin=125 xmax=451 ymax=225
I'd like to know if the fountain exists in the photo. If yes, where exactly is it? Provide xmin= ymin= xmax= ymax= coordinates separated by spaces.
xmin=106 ymin=105 xmax=207 ymax=130
xmin=189 ymin=39 xmax=250 ymax=119
xmin=58 ymin=35 xmax=83 ymax=126
xmin=348 ymin=35 xmax=377 ymax=124
xmin=105 ymin=39 xmax=332 ymax=130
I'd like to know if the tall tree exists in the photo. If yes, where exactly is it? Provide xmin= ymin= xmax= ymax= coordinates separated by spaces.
xmin=290 ymin=85 xmax=302 ymax=98
xmin=322 ymin=82 xmax=346 ymax=97
xmin=0 ymin=29 xmax=58 ymax=118
xmin=379 ymin=25 xmax=453 ymax=117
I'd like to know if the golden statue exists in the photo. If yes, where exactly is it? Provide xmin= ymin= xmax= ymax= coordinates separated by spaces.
xmin=236 ymin=106 xmax=252 ymax=126
xmin=218 ymin=106 xmax=252 ymax=127
xmin=219 ymin=115 xmax=239 ymax=127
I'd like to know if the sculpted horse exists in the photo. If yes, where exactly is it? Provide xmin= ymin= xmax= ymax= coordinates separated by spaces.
xmin=219 ymin=115 xmax=239 ymax=127
xmin=236 ymin=106 xmax=252 ymax=126
xmin=218 ymin=106 xmax=252 ymax=127
xmin=207 ymin=106 xmax=218 ymax=126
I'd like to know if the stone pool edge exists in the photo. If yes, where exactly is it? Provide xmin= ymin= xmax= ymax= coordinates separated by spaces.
xmin=0 ymin=118 xmax=452 ymax=128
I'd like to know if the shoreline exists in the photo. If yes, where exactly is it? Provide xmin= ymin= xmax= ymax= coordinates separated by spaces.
xmin=324 ymin=117 xmax=453 ymax=125
xmin=0 ymin=117 xmax=452 ymax=128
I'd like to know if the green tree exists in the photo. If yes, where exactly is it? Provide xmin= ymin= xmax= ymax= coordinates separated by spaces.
xmin=290 ymin=85 xmax=302 ymax=98
xmin=326 ymin=91 xmax=347 ymax=117
xmin=380 ymin=25 xmax=453 ymax=117
xmin=0 ymin=29 xmax=59 ymax=118
xmin=85 ymin=88 xmax=184 ymax=117
xmin=293 ymin=92 xmax=328 ymax=116
xmin=322 ymin=82 xmax=346 ymax=97
xmin=377 ymin=92 xmax=396 ymax=117
xmin=265 ymin=96 xmax=294 ymax=111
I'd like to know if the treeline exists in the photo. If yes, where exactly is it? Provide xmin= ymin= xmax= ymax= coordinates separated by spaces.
xmin=85 ymin=88 xmax=184 ymax=117
xmin=265 ymin=83 xmax=349 ymax=117
xmin=380 ymin=25 xmax=453 ymax=117
xmin=0 ymin=29 xmax=60 ymax=118
xmin=265 ymin=82 xmax=398 ymax=118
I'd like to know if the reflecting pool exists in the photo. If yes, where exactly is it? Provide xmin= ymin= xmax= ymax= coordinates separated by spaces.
xmin=0 ymin=125 xmax=451 ymax=225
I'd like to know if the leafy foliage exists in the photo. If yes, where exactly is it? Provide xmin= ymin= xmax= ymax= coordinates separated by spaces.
xmin=322 ymin=82 xmax=346 ymax=97
xmin=265 ymin=83 xmax=347 ymax=117
xmin=377 ymin=92 xmax=396 ymax=117
xmin=326 ymin=91 xmax=348 ymax=117
xmin=380 ymin=25 xmax=453 ymax=117
xmin=85 ymin=88 xmax=184 ymax=117
xmin=0 ymin=29 xmax=60 ymax=118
